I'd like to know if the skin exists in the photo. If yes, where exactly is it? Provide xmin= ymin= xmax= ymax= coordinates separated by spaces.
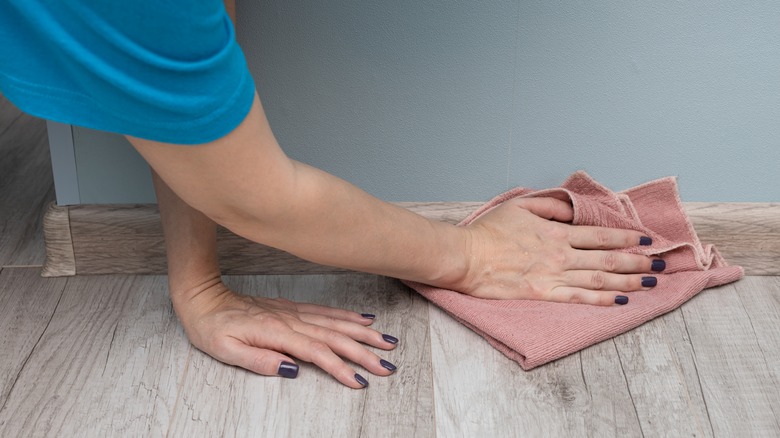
xmin=126 ymin=92 xmax=660 ymax=389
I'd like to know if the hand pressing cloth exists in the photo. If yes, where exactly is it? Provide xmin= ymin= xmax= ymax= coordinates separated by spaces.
xmin=404 ymin=171 xmax=744 ymax=370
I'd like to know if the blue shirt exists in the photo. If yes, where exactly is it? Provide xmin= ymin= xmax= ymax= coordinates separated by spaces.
xmin=0 ymin=0 xmax=255 ymax=144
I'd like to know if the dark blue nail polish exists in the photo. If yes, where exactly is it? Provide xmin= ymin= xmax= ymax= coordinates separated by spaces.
xmin=642 ymin=276 xmax=657 ymax=287
xmin=361 ymin=313 xmax=376 ymax=319
xmin=278 ymin=361 xmax=299 ymax=379
xmin=380 ymin=359 xmax=397 ymax=372
xmin=382 ymin=334 xmax=399 ymax=344
xmin=639 ymin=236 xmax=653 ymax=246
xmin=615 ymin=295 xmax=629 ymax=305
xmin=651 ymin=259 xmax=666 ymax=272
xmin=355 ymin=373 xmax=369 ymax=387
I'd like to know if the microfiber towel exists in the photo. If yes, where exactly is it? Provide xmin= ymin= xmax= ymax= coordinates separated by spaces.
xmin=404 ymin=171 xmax=744 ymax=370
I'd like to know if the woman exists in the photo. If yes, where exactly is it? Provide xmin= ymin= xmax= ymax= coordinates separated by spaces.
xmin=0 ymin=0 xmax=662 ymax=388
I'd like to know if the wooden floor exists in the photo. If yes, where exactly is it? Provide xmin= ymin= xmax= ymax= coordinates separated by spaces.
xmin=2 ymin=96 xmax=780 ymax=437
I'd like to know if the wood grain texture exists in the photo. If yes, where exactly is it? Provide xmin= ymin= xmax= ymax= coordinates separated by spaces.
xmin=680 ymin=277 xmax=780 ymax=437
xmin=0 ymin=96 xmax=54 ymax=267
xmin=611 ymin=310 xmax=713 ymax=437
xmin=44 ymin=202 xmax=780 ymax=276
xmin=166 ymin=274 xmax=434 ymax=438
xmin=0 ymin=272 xmax=778 ymax=436
xmin=0 ymin=275 xmax=190 ymax=437
xmin=0 ymin=269 xmax=66 ymax=410
xmin=41 ymin=202 xmax=76 ymax=277
xmin=428 ymin=303 xmax=644 ymax=437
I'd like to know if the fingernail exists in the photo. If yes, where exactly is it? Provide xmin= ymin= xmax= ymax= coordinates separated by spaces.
xmin=361 ymin=313 xmax=376 ymax=319
xmin=382 ymin=334 xmax=399 ymax=344
xmin=615 ymin=295 xmax=629 ymax=305
xmin=380 ymin=359 xmax=397 ymax=372
xmin=651 ymin=259 xmax=666 ymax=272
xmin=278 ymin=361 xmax=299 ymax=379
xmin=639 ymin=236 xmax=653 ymax=246
xmin=642 ymin=276 xmax=657 ymax=287
xmin=355 ymin=373 xmax=369 ymax=387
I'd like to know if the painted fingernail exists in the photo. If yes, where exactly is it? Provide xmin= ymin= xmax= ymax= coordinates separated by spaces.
xmin=615 ymin=295 xmax=629 ymax=305
xmin=651 ymin=259 xmax=666 ymax=272
xmin=380 ymin=359 xmax=397 ymax=372
xmin=382 ymin=334 xmax=399 ymax=344
xmin=355 ymin=373 xmax=369 ymax=387
xmin=639 ymin=236 xmax=653 ymax=246
xmin=278 ymin=361 xmax=299 ymax=379
xmin=361 ymin=313 xmax=376 ymax=319
xmin=642 ymin=276 xmax=658 ymax=287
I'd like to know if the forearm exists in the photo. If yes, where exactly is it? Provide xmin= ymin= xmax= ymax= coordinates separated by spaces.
xmin=131 ymin=95 xmax=472 ymax=290
xmin=224 ymin=159 xmax=471 ymax=287
xmin=152 ymin=170 xmax=224 ymax=303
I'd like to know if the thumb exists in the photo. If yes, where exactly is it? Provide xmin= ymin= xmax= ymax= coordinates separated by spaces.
xmin=510 ymin=197 xmax=574 ymax=223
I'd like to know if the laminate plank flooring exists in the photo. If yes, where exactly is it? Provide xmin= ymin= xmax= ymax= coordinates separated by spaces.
xmin=0 ymin=95 xmax=54 ymax=267
xmin=0 ymin=272 xmax=190 ymax=437
xmin=1 ymin=269 xmax=779 ymax=436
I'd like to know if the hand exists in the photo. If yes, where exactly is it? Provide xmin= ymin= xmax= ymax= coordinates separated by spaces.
xmin=459 ymin=197 xmax=662 ymax=305
xmin=173 ymin=281 xmax=399 ymax=388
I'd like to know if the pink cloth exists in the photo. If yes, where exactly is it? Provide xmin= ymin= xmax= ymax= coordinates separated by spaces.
xmin=404 ymin=172 xmax=744 ymax=370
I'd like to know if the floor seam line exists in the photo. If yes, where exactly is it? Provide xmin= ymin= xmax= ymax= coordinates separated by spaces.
xmin=0 ymin=276 xmax=67 ymax=414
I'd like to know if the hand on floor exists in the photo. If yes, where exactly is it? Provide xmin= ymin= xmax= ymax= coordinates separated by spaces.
xmin=459 ymin=197 xmax=663 ymax=305
xmin=172 ymin=281 xmax=398 ymax=388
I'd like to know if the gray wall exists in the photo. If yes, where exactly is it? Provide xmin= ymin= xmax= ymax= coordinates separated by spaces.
xmin=69 ymin=0 xmax=780 ymax=204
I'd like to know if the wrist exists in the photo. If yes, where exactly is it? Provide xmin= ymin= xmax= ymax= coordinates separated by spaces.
xmin=168 ymin=272 xmax=228 ymax=314
xmin=423 ymin=222 xmax=476 ymax=293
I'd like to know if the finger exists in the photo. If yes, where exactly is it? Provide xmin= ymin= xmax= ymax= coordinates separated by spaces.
xmin=297 ymin=313 xmax=398 ymax=350
xmin=563 ymin=271 xmax=658 ymax=292
xmin=294 ymin=323 xmax=396 ymax=377
xmin=568 ymin=249 xmax=654 ymax=274
xmin=567 ymin=225 xmax=648 ymax=250
xmin=510 ymin=197 xmax=574 ymax=222
xmin=544 ymin=287 xmax=631 ymax=307
xmin=294 ymin=302 xmax=376 ymax=325
xmin=284 ymin=331 xmax=374 ymax=389
xmin=220 ymin=338 xmax=300 ymax=378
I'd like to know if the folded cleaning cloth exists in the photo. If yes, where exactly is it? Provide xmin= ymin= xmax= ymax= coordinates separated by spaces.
xmin=404 ymin=171 xmax=744 ymax=370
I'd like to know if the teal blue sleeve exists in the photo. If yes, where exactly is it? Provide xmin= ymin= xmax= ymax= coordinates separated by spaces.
xmin=0 ymin=0 xmax=255 ymax=144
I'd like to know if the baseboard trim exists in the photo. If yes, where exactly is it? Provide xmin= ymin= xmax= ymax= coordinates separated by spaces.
xmin=42 ymin=202 xmax=780 ymax=277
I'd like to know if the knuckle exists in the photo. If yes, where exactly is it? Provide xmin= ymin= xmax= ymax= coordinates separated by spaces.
xmin=248 ymin=352 xmax=273 ymax=375
xmin=568 ymin=292 xmax=585 ymax=304
xmin=550 ymin=250 xmax=568 ymax=267
xmin=590 ymin=272 xmax=607 ymax=290
xmin=548 ymin=224 xmax=569 ymax=240
xmin=529 ymin=282 xmax=549 ymax=301
xmin=307 ymin=341 xmax=332 ymax=360
xmin=321 ymin=327 xmax=346 ymax=343
xmin=261 ymin=317 xmax=289 ymax=333
xmin=595 ymin=229 xmax=611 ymax=248
xmin=602 ymin=253 xmax=620 ymax=272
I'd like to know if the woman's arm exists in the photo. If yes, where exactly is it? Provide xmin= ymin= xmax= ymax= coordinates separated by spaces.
xmin=153 ymin=169 xmax=398 ymax=389
xmin=129 ymin=93 xmax=656 ymax=305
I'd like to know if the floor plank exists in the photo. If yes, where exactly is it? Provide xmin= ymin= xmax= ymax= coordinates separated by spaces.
xmin=0 ymin=275 xmax=190 ymax=437
xmin=0 ymin=95 xmax=54 ymax=267
xmin=681 ymin=277 xmax=780 ymax=437
xmin=166 ymin=274 xmax=434 ymax=438
xmin=0 ymin=268 xmax=66 ymax=410
xmin=611 ymin=309 xmax=713 ymax=437
xmin=428 ymin=303 xmax=644 ymax=437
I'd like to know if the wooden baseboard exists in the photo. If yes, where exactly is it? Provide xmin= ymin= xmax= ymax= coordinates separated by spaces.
xmin=41 ymin=201 xmax=780 ymax=277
